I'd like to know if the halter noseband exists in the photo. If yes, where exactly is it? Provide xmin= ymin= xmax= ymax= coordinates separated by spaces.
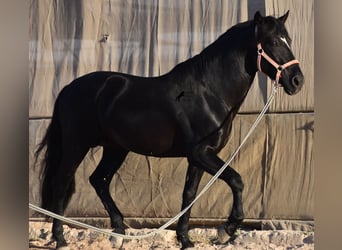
xmin=257 ymin=43 xmax=300 ymax=85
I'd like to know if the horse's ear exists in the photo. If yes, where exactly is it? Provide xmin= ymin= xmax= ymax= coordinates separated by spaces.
xmin=278 ymin=10 xmax=289 ymax=23
xmin=254 ymin=11 xmax=263 ymax=24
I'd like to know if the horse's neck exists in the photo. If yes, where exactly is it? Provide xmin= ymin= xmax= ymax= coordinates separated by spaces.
xmin=167 ymin=22 xmax=258 ymax=109
xmin=199 ymin=24 xmax=257 ymax=108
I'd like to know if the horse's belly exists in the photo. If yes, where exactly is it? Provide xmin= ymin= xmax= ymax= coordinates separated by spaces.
xmin=110 ymin=111 xmax=183 ymax=156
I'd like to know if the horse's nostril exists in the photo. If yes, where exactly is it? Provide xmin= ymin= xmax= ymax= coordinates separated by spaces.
xmin=292 ymin=75 xmax=303 ymax=88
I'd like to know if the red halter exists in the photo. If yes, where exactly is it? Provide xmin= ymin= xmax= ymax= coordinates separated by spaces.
xmin=257 ymin=43 xmax=299 ymax=84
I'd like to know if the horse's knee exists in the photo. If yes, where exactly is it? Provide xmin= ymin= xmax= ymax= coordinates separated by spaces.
xmin=231 ymin=175 xmax=244 ymax=191
xmin=225 ymin=169 xmax=244 ymax=192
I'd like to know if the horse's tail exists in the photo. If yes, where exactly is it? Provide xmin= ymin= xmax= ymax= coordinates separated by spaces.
xmin=34 ymin=96 xmax=72 ymax=211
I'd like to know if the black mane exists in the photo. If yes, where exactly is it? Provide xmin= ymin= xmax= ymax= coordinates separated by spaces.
xmin=168 ymin=20 xmax=256 ymax=81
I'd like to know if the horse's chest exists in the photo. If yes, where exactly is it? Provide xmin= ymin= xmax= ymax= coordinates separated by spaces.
xmin=189 ymin=98 xmax=233 ymax=151
xmin=198 ymin=116 xmax=232 ymax=151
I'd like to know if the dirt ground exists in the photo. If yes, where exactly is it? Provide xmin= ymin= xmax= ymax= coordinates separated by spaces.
xmin=29 ymin=222 xmax=314 ymax=250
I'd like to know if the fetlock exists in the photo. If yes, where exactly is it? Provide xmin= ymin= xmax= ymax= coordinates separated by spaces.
xmin=177 ymin=231 xmax=194 ymax=249
xmin=216 ymin=216 xmax=243 ymax=244
xmin=111 ymin=218 xmax=125 ymax=235
xmin=225 ymin=215 xmax=243 ymax=235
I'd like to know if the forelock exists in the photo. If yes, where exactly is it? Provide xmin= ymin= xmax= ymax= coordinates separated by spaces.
xmin=259 ymin=16 xmax=291 ymax=40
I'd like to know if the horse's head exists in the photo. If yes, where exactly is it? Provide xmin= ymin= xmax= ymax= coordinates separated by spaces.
xmin=254 ymin=11 xmax=304 ymax=95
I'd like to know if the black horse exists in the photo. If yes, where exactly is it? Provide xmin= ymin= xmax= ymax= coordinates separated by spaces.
xmin=35 ymin=11 xmax=304 ymax=249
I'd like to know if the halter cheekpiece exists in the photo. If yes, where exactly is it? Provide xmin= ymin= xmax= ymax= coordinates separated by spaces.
xmin=257 ymin=43 xmax=300 ymax=85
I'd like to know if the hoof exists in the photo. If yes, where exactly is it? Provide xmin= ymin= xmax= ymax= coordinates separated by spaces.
xmin=56 ymin=247 xmax=70 ymax=250
xmin=177 ymin=234 xmax=195 ymax=249
xmin=109 ymin=235 xmax=124 ymax=249
xmin=181 ymin=241 xmax=194 ymax=249
xmin=216 ymin=224 xmax=231 ymax=244
xmin=215 ymin=224 xmax=239 ymax=245
xmin=109 ymin=228 xmax=124 ymax=248
xmin=56 ymin=240 xmax=70 ymax=250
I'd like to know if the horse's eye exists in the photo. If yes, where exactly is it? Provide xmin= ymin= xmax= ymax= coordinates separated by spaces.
xmin=272 ymin=40 xmax=280 ymax=46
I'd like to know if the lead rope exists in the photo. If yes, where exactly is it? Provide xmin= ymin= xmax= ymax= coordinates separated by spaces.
xmin=29 ymin=82 xmax=279 ymax=240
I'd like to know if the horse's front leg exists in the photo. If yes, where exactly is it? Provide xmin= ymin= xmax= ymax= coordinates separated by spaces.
xmin=176 ymin=164 xmax=204 ymax=249
xmin=191 ymin=145 xmax=244 ymax=244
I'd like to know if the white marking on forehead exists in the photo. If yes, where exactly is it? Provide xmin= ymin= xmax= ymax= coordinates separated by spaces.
xmin=280 ymin=36 xmax=290 ymax=48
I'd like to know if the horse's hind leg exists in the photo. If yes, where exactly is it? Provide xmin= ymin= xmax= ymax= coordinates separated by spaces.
xmin=50 ymin=147 xmax=89 ymax=249
xmin=89 ymin=146 xmax=128 ymax=234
